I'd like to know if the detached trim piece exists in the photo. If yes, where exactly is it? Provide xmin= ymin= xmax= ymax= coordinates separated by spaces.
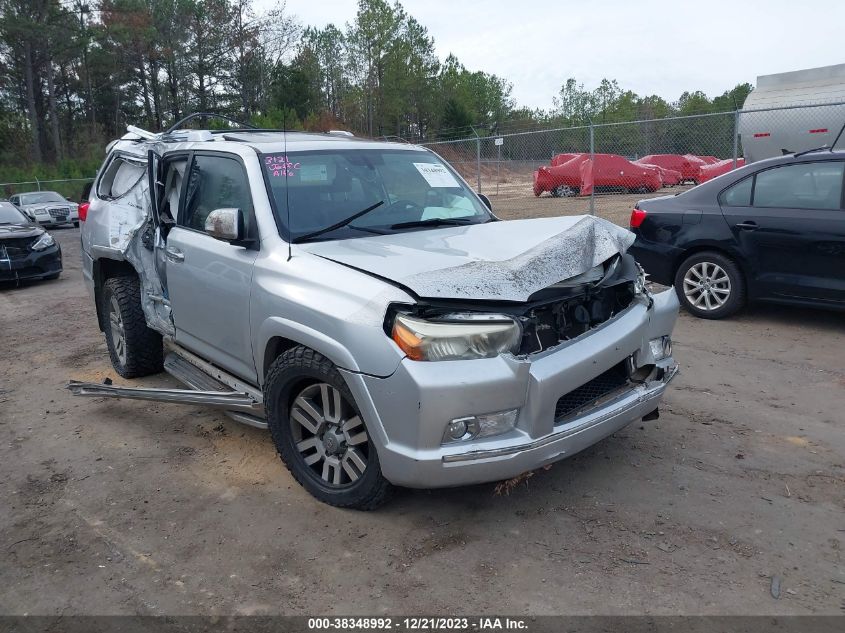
xmin=66 ymin=380 xmax=262 ymax=412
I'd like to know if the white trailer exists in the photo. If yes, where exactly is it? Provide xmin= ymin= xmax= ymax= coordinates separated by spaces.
xmin=740 ymin=64 xmax=845 ymax=163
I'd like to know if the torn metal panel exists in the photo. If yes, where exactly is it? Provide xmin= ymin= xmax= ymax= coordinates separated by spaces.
xmin=98 ymin=148 xmax=174 ymax=336
xmin=299 ymin=215 xmax=635 ymax=302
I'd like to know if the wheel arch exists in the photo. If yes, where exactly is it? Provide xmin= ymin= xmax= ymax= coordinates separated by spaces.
xmin=257 ymin=317 xmax=362 ymax=386
xmin=672 ymin=244 xmax=751 ymax=291
xmin=92 ymin=256 xmax=140 ymax=332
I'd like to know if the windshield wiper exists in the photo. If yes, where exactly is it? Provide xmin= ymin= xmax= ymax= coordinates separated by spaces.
xmin=390 ymin=217 xmax=478 ymax=230
xmin=292 ymin=201 xmax=385 ymax=244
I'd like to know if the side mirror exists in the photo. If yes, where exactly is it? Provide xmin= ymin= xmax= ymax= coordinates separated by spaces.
xmin=478 ymin=193 xmax=493 ymax=211
xmin=204 ymin=207 xmax=243 ymax=241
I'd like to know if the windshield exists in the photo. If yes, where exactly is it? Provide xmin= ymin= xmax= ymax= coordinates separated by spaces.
xmin=261 ymin=149 xmax=492 ymax=241
xmin=20 ymin=192 xmax=65 ymax=205
xmin=0 ymin=201 xmax=28 ymax=223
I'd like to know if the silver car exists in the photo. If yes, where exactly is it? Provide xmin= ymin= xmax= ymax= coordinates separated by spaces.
xmin=72 ymin=121 xmax=679 ymax=509
xmin=11 ymin=191 xmax=80 ymax=228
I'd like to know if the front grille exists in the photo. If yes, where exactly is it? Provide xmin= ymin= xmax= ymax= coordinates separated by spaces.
xmin=48 ymin=207 xmax=68 ymax=219
xmin=0 ymin=237 xmax=35 ymax=258
xmin=554 ymin=360 xmax=630 ymax=422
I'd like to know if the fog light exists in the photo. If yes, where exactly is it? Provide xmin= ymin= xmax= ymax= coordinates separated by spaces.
xmin=649 ymin=336 xmax=672 ymax=361
xmin=446 ymin=418 xmax=470 ymax=440
xmin=442 ymin=409 xmax=519 ymax=445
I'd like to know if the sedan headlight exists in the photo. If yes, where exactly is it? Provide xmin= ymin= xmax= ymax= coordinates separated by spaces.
xmin=391 ymin=312 xmax=521 ymax=361
xmin=31 ymin=233 xmax=55 ymax=251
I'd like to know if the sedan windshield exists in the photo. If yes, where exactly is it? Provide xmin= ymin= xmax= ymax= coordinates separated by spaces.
xmin=20 ymin=192 xmax=66 ymax=205
xmin=0 ymin=201 xmax=28 ymax=224
xmin=261 ymin=149 xmax=492 ymax=242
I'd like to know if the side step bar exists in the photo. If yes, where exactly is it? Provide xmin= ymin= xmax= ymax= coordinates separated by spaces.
xmin=67 ymin=342 xmax=269 ymax=429
xmin=66 ymin=380 xmax=263 ymax=413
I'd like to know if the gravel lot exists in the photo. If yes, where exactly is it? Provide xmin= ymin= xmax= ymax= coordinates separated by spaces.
xmin=2 ymin=214 xmax=844 ymax=616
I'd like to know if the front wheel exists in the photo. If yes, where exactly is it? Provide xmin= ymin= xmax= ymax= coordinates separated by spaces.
xmin=551 ymin=185 xmax=577 ymax=197
xmin=264 ymin=347 xmax=392 ymax=510
xmin=674 ymin=251 xmax=746 ymax=319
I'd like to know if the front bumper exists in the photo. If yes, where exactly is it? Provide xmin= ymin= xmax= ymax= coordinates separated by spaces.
xmin=344 ymin=289 xmax=680 ymax=488
xmin=0 ymin=244 xmax=63 ymax=282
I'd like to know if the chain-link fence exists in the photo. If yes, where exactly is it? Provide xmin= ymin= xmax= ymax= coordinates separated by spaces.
xmin=1 ymin=177 xmax=94 ymax=202
xmin=413 ymin=101 xmax=845 ymax=226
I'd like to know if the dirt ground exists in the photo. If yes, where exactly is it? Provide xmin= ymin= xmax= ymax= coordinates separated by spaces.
xmin=2 ymin=211 xmax=844 ymax=616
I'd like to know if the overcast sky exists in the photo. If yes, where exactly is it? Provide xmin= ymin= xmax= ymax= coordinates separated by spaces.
xmin=269 ymin=0 xmax=845 ymax=110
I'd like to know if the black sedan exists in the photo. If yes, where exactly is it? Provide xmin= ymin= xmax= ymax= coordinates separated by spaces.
xmin=628 ymin=150 xmax=845 ymax=319
xmin=0 ymin=201 xmax=62 ymax=284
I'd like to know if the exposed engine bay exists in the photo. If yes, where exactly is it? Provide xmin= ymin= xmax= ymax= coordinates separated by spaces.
xmin=389 ymin=253 xmax=643 ymax=356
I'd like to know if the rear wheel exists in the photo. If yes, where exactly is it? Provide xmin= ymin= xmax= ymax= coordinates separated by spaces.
xmin=101 ymin=276 xmax=163 ymax=377
xmin=264 ymin=347 xmax=391 ymax=510
xmin=674 ymin=251 xmax=745 ymax=319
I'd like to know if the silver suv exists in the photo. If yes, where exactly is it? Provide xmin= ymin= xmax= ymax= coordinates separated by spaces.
xmin=72 ymin=118 xmax=679 ymax=509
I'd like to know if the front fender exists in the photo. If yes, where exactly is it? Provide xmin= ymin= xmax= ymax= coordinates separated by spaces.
xmin=255 ymin=316 xmax=403 ymax=384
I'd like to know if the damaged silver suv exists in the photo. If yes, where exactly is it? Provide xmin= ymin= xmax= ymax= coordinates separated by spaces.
xmin=72 ymin=116 xmax=679 ymax=509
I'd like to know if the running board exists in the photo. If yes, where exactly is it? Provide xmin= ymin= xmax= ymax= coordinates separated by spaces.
xmin=66 ymin=380 xmax=262 ymax=413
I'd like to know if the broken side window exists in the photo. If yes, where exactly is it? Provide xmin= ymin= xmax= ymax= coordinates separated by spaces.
xmin=97 ymin=155 xmax=146 ymax=200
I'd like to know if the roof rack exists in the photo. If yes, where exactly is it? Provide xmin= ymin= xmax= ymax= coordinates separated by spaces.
xmin=163 ymin=113 xmax=255 ymax=135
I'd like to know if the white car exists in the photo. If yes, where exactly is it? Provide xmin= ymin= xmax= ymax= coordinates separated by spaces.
xmin=10 ymin=191 xmax=80 ymax=228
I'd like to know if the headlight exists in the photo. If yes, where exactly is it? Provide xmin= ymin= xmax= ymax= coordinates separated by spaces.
xmin=31 ymin=233 xmax=55 ymax=250
xmin=391 ymin=312 xmax=521 ymax=361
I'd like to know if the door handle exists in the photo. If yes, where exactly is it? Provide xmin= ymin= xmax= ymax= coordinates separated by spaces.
xmin=735 ymin=221 xmax=758 ymax=231
xmin=165 ymin=247 xmax=185 ymax=263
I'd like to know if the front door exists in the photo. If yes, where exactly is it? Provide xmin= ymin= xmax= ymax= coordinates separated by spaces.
xmin=165 ymin=152 xmax=260 ymax=382
xmin=720 ymin=160 xmax=845 ymax=303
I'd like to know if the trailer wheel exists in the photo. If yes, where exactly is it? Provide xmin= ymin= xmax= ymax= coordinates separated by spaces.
xmin=101 ymin=276 xmax=163 ymax=378
xmin=264 ymin=346 xmax=392 ymax=510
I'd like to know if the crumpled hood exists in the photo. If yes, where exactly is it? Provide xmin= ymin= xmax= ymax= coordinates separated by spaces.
xmin=298 ymin=215 xmax=635 ymax=302
xmin=0 ymin=223 xmax=42 ymax=239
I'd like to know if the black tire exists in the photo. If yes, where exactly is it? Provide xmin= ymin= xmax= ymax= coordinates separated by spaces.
xmin=674 ymin=251 xmax=746 ymax=319
xmin=101 ymin=275 xmax=163 ymax=377
xmin=73 ymin=221 xmax=80 ymax=228
xmin=264 ymin=346 xmax=392 ymax=510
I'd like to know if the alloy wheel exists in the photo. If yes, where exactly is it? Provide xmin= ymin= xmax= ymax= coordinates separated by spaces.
xmin=289 ymin=382 xmax=369 ymax=487
xmin=683 ymin=261 xmax=731 ymax=311
xmin=108 ymin=296 xmax=127 ymax=365
xmin=552 ymin=185 xmax=576 ymax=197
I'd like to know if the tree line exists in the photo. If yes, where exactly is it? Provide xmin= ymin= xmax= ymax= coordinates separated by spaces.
xmin=0 ymin=0 xmax=753 ymax=186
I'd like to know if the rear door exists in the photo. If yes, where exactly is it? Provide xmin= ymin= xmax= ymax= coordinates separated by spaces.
xmin=165 ymin=152 xmax=260 ymax=382
xmin=719 ymin=159 xmax=845 ymax=302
